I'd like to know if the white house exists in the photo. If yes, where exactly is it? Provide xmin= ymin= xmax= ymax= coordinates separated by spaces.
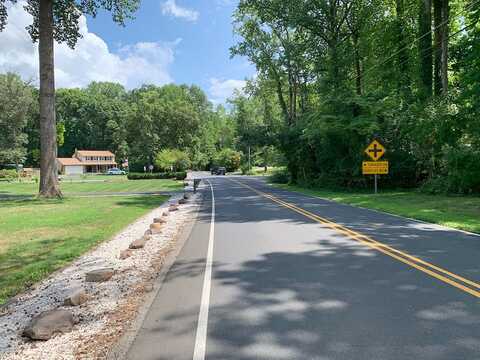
xmin=57 ymin=150 xmax=117 ymax=175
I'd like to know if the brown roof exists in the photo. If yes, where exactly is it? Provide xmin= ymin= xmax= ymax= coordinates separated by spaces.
xmin=76 ymin=150 xmax=115 ymax=157
xmin=57 ymin=158 xmax=83 ymax=166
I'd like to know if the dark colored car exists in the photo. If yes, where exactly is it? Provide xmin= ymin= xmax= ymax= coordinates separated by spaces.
xmin=211 ymin=166 xmax=226 ymax=175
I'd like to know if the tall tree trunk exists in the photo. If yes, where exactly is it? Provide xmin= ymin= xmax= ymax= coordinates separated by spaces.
xmin=440 ymin=0 xmax=449 ymax=93
xmin=352 ymin=32 xmax=362 ymax=96
xmin=38 ymin=0 xmax=62 ymax=198
xmin=433 ymin=0 xmax=442 ymax=95
xmin=418 ymin=0 xmax=433 ymax=99
xmin=433 ymin=0 xmax=448 ymax=95
xmin=396 ymin=0 xmax=411 ymax=94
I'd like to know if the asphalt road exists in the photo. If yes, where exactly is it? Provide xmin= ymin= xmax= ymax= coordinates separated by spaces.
xmin=126 ymin=176 xmax=480 ymax=360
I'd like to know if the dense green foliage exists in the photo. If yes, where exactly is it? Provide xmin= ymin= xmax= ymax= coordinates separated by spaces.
xmin=0 ymin=73 xmax=35 ymax=165
xmin=3 ymin=0 xmax=479 ymax=192
xmin=3 ymin=80 xmax=249 ymax=173
xmin=229 ymin=0 xmax=480 ymax=193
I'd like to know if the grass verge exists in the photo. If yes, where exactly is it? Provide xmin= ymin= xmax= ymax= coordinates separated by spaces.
xmin=273 ymin=184 xmax=480 ymax=234
xmin=0 ymin=178 xmax=181 ymax=197
xmin=0 ymin=177 xmax=181 ymax=305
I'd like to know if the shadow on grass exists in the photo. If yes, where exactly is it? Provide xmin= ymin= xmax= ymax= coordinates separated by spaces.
xmin=114 ymin=195 xmax=169 ymax=209
xmin=0 ymin=235 xmax=98 ymax=305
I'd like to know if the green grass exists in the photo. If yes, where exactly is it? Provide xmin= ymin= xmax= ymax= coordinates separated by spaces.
xmin=0 ymin=177 xmax=182 ymax=305
xmin=274 ymin=184 xmax=480 ymax=234
xmin=0 ymin=177 xmax=182 ymax=197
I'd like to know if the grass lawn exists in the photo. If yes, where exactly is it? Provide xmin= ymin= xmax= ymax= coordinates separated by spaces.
xmin=274 ymin=184 xmax=480 ymax=234
xmin=0 ymin=177 xmax=181 ymax=305
xmin=0 ymin=177 xmax=181 ymax=197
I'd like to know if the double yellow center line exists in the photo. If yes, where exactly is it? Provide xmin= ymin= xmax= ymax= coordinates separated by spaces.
xmin=231 ymin=179 xmax=480 ymax=298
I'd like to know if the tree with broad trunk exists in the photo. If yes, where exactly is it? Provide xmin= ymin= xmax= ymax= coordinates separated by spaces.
xmin=0 ymin=0 xmax=141 ymax=198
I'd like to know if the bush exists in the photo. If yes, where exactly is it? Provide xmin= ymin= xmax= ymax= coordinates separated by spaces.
xmin=213 ymin=148 xmax=242 ymax=172
xmin=420 ymin=146 xmax=480 ymax=194
xmin=0 ymin=169 xmax=17 ymax=181
xmin=174 ymin=171 xmax=187 ymax=180
xmin=241 ymin=164 xmax=254 ymax=175
xmin=269 ymin=169 xmax=290 ymax=184
xmin=155 ymin=149 xmax=190 ymax=172
xmin=127 ymin=171 xmax=187 ymax=180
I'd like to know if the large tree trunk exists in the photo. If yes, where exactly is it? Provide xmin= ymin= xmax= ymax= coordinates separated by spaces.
xmin=352 ymin=32 xmax=362 ymax=96
xmin=38 ymin=0 xmax=62 ymax=198
xmin=418 ymin=0 xmax=433 ymax=99
xmin=440 ymin=0 xmax=449 ymax=93
xmin=396 ymin=0 xmax=411 ymax=94
xmin=434 ymin=0 xmax=448 ymax=95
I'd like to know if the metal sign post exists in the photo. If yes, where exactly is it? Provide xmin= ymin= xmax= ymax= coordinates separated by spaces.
xmin=374 ymin=174 xmax=378 ymax=194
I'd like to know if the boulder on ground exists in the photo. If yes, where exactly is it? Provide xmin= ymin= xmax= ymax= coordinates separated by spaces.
xmin=178 ymin=198 xmax=187 ymax=204
xmin=169 ymin=204 xmax=179 ymax=212
xmin=143 ymin=283 xmax=154 ymax=292
xmin=153 ymin=217 xmax=167 ymax=224
xmin=129 ymin=236 xmax=149 ymax=249
xmin=150 ymin=223 xmax=163 ymax=234
xmin=162 ymin=211 xmax=169 ymax=217
xmin=119 ymin=249 xmax=134 ymax=259
xmin=23 ymin=309 xmax=75 ymax=340
xmin=64 ymin=288 xmax=89 ymax=306
xmin=86 ymin=268 xmax=114 ymax=282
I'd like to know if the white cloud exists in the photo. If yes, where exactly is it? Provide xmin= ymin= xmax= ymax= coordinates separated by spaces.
xmin=161 ymin=0 xmax=199 ymax=22
xmin=0 ymin=1 xmax=178 ymax=89
xmin=209 ymin=78 xmax=246 ymax=104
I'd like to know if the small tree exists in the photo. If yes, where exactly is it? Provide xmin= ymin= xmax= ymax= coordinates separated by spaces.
xmin=0 ymin=0 xmax=141 ymax=197
xmin=155 ymin=149 xmax=190 ymax=172
xmin=214 ymin=148 xmax=242 ymax=172
xmin=0 ymin=73 xmax=34 ymax=167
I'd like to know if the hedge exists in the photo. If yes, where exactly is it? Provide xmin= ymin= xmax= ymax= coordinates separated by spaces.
xmin=0 ymin=169 xmax=17 ymax=181
xmin=127 ymin=171 xmax=187 ymax=181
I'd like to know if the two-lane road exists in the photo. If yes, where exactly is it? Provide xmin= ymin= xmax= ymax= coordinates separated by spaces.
xmin=127 ymin=176 xmax=480 ymax=360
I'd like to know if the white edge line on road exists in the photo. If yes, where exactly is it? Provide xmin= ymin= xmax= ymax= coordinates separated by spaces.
xmin=192 ymin=180 xmax=215 ymax=360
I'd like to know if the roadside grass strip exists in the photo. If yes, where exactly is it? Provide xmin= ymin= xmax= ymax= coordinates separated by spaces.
xmin=232 ymin=179 xmax=480 ymax=298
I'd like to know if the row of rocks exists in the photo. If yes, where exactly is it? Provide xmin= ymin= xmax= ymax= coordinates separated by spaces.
xmin=21 ymin=194 xmax=192 ymax=342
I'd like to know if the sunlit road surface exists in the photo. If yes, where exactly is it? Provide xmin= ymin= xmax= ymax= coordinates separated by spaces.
xmin=127 ymin=176 xmax=480 ymax=360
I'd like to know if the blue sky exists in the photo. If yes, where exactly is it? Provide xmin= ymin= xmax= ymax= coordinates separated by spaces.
xmin=0 ymin=0 xmax=255 ymax=103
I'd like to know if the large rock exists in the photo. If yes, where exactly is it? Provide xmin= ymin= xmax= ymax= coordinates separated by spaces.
xmin=129 ymin=236 xmax=149 ymax=249
xmin=178 ymin=198 xmax=187 ymax=205
xmin=23 ymin=310 xmax=75 ymax=340
xmin=162 ymin=211 xmax=169 ymax=217
xmin=153 ymin=217 xmax=166 ymax=224
xmin=119 ymin=249 xmax=134 ymax=259
xmin=85 ymin=268 xmax=114 ymax=282
xmin=169 ymin=204 xmax=179 ymax=212
xmin=64 ymin=288 xmax=88 ymax=306
xmin=150 ymin=223 xmax=163 ymax=234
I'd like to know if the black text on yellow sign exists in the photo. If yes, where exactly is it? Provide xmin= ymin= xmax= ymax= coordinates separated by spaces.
xmin=364 ymin=140 xmax=386 ymax=161
xmin=362 ymin=161 xmax=389 ymax=175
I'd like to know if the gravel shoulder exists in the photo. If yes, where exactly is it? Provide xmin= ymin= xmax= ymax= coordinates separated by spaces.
xmin=0 ymin=188 xmax=202 ymax=360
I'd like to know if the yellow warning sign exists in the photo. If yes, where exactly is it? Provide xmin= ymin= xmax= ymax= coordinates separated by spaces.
xmin=362 ymin=161 xmax=389 ymax=175
xmin=364 ymin=140 xmax=386 ymax=161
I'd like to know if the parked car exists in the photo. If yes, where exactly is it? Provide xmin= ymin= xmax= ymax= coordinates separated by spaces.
xmin=107 ymin=167 xmax=126 ymax=175
xmin=211 ymin=166 xmax=226 ymax=175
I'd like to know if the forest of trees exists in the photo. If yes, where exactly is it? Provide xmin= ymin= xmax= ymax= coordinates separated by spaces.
xmin=0 ymin=75 xmax=251 ymax=173
xmin=229 ymin=0 xmax=480 ymax=194
xmin=2 ymin=0 xmax=480 ymax=194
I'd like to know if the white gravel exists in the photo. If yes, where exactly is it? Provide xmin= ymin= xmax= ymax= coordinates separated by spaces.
xmin=0 ymin=189 xmax=201 ymax=360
